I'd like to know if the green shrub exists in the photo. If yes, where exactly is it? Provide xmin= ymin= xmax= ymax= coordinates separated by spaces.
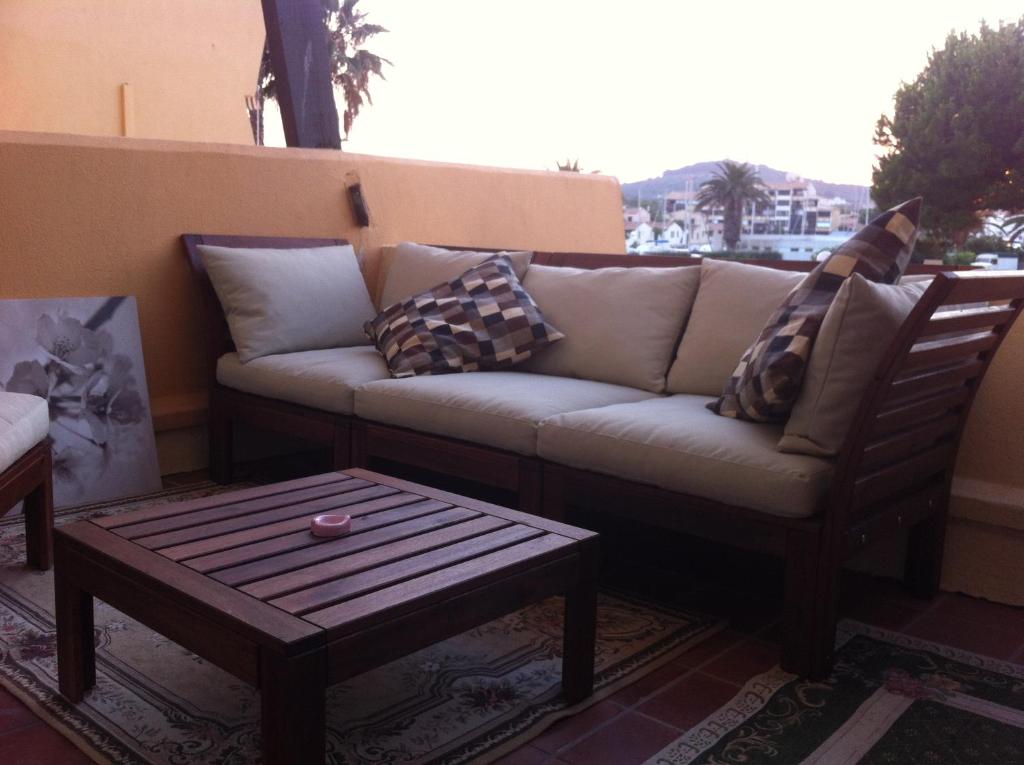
xmin=911 ymin=235 xmax=952 ymax=261
xmin=943 ymin=250 xmax=977 ymax=266
xmin=964 ymin=234 xmax=1009 ymax=253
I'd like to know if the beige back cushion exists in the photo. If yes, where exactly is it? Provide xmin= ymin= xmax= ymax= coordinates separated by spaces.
xmin=667 ymin=259 xmax=805 ymax=395
xmin=520 ymin=264 xmax=701 ymax=392
xmin=378 ymin=242 xmax=532 ymax=309
xmin=198 ymin=244 xmax=375 ymax=363
xmin=779 ymin=274 xmax=930 ymax=457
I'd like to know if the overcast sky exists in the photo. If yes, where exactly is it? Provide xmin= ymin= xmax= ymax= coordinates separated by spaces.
xmin=266 ymin=1 xmax=1021 ymax=186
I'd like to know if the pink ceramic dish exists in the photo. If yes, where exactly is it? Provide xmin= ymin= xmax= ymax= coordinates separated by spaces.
xmin=310 ymin=514 xmax=352 ymax=538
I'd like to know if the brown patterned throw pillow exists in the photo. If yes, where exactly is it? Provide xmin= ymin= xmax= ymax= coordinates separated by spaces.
xmin=365 ymin=256 xmax=564 ymax=377
xmin=709 ymin=197 xmax=923 ymax=422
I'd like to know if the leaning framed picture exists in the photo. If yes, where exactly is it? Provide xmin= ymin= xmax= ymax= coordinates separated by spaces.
xmin=0 ymin=296 xmax=161 ymax=507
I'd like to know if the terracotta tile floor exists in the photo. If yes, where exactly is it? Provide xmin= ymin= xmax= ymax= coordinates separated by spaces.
xmin=5 ymin=470 xmax=1024 ymax=764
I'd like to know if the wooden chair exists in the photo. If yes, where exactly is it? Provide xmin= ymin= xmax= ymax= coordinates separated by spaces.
xmin=0 ymin=441 xmax=54 ymax=570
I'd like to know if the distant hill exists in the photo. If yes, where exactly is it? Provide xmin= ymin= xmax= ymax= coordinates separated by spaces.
xmin=621 ymin=161 xmax=871 ymax=207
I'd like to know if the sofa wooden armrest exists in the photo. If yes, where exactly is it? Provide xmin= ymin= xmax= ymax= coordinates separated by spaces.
xmin=806 ymin=270 xmax=1024 ymax=670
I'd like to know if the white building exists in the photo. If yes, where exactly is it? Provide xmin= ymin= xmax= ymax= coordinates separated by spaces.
xmin=626 ymin=221 xmax=654 ymax=248
xmin=623 ymin=206 xmax=651 ymax=225
xmin=659 ymin=221 xmax=685 ymax=245
xmin=666 ymin=191 xmax=712 ymax=247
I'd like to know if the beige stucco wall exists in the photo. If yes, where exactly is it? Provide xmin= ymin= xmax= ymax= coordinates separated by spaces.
xmin=941 ymin=318 xmax=1024 ymax=604
xmin=0 ymin=129 xmax=626 ymax=438
xmin=0 ymin=1 xmax=264 ymax=144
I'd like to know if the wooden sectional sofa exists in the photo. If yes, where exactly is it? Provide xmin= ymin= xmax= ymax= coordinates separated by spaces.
xmin=182 ymin=234 xmax=1024 ymax=677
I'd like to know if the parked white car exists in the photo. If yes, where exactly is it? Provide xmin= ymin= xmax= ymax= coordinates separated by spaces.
xmin=973 ymin=253 xmax=999 ymax=270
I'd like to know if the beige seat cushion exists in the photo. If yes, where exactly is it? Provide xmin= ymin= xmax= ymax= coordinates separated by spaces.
xmin=354 ymin=372 xmax=656 ymax=456
xmin=198 ymin=244 xmax=376 ymax=362
xmin=667 ymin=259 xmax=804 ymax=395
xmin=519 ymin=264 xmax=700 ymax=392
xmin=779 ymin=274 xmax=931 ymax=456
xmin=0 ymin=392 xmax=50 ymax=474
xmin=537 ymin=395 xmax=833 ymax=518
xmin=378 ymin=243 xmax=532 ymax=309
xmin=217 ymin=347 xmax=390 ymax=415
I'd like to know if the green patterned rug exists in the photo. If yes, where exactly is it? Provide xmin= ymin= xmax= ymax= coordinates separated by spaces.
xmin=646 ymin=620 xmax=1024 ymax=765
xmin=0 ymin=483 xmax=722 ymax=764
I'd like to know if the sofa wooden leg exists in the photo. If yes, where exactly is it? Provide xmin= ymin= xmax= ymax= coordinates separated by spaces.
xmin=349 ymin=421 xmax=368 ymax=469
xmin=517 ymin=459 xmax=543 ymax=516
xmin=208 ymin=408 xmax=233 ymax=484
xmin=782 ymin=529 xmax=837 ymax=679
xmin=905 ymin=498 xmax=948 ymax=600
xmin=24 ymin=448 xmax=54 ymax=571
xmin=539 ymin=466 xmax=567 ymax=522
xmin=331 ymin=422 xmax=352 ymax=469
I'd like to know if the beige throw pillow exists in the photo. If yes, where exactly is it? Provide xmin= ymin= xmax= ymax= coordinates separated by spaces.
xmin=666 ymin=259 xmax=805 ymax=395
xmin=520 ymin=264 xmax=701 ymax=392
xmin=709 ymin=198 xmax=922 ymax=422
xmin=378 ymin=242 xmax=532 ymax=309
xmin=198 ymin=244 xmax=375 ymax=363
xmin=778 ymin=274 xmax=931 ymax=457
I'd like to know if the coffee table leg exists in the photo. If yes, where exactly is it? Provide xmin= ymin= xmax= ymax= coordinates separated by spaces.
xmin=54 ymin=546 xmax=95 ymax=702
xmin=260 ymin=649 xmax=326 ymax=764
xmin=562 ymin=542 xmax=598 ymax=703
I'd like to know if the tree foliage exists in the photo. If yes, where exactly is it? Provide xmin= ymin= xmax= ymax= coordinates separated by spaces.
xmin=255 ymin=0 xmax=389 ymax=143
xmin=965 ymin=233 xmax=1010 ymax=252
xmin=873 ymin=19 xmax=1024 ymax=243
xmin=695 ymin=161 xmax=769 ymax=250
xmin=1004 ymin=213 xmax=1024 ymax=243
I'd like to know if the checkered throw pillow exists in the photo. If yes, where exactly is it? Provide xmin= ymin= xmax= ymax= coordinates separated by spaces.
xmin=366 ymin=255 xmax=564 ymax=378
xmin=709 ymin=197 xmax=923 ymax=422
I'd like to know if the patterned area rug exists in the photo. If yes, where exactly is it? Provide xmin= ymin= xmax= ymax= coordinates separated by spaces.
xmin=0 ymin=483 xmax=722 ymax=764
xmin=646 ymin=620 xmax=1024 ymax=764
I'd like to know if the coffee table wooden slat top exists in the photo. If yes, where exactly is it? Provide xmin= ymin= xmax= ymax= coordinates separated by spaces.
xmin=128 ymin=482 xmax=390 ymax=547
xmin=241 ymin=514 xmax=515 ymax=601
xmin=167 ymin=496 xmax=452 ymax=567
xmin=89 ymin=468 xmax=587 ymax=643
xmin=195 ymin=501 xmax=461 ymax=580
xmin=93 ymin=473 xmax=353 ymax=530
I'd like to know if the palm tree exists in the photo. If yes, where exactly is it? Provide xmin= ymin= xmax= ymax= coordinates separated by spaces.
xmin=695 ymin=161 xmax=770 ymax=250
xmin=252 ymin=0 xmax=389 ymax=145
xmin=1003 ymin=214 xmax=1024 ymax=243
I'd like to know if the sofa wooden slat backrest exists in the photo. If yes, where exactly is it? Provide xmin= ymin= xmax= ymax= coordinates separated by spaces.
xmin=832 ymin=272 xmax=1024 ymax=530
xmin=529 ymin=251 xmax=971 ymax=275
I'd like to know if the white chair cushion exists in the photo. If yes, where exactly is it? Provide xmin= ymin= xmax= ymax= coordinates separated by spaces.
xmin=354 ymin=372 xmax=657 ymax=456
xmin=537 ymin=395 xmax=833 ymax=518
xmin=519 ymin=264 xmax=701 ymax=392
xmin=0 ymin=392 xmax=50 ymax=474
xmin=198 ymin=244 xmax=376 ymax=362
xmin=217 ymin=347 xmax=390 ymax=415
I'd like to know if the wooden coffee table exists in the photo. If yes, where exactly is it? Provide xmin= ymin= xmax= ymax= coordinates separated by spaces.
xmin=54 ymin=468 xmax=598 ymax=764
